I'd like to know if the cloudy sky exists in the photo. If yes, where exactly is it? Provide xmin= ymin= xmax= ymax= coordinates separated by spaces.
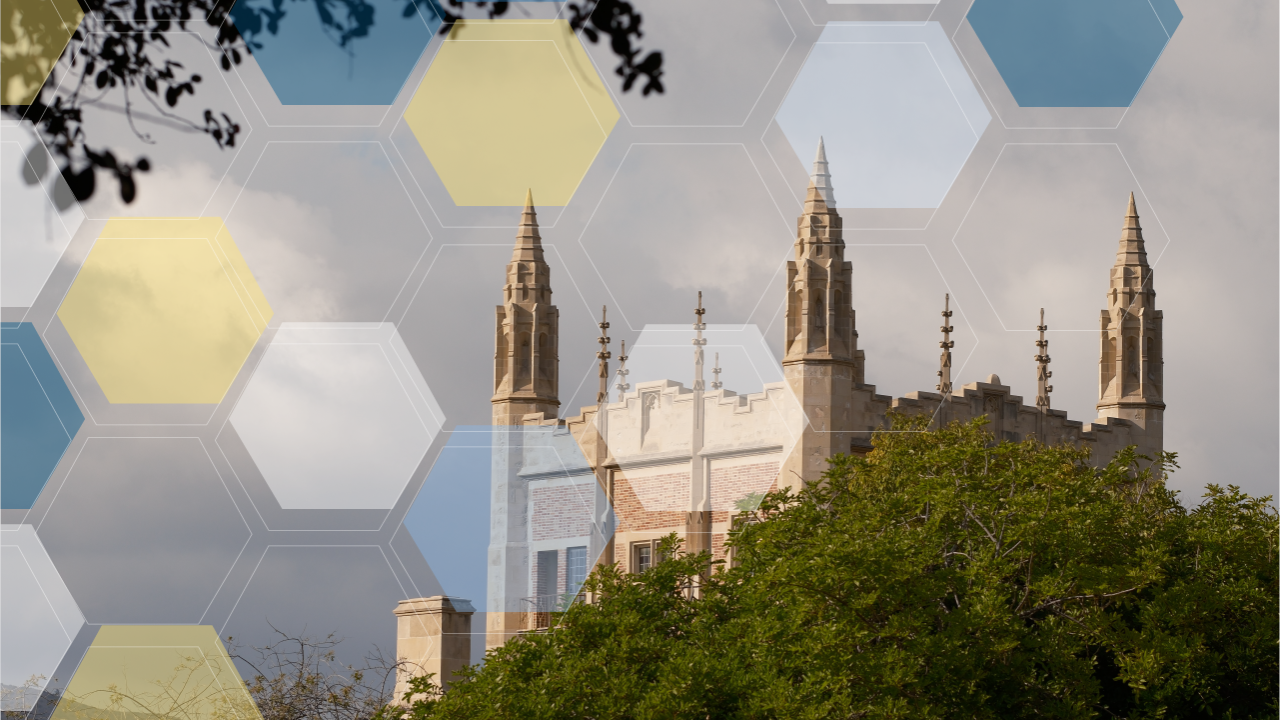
xmin=2 ymin=0 xmax=1275 ymax=691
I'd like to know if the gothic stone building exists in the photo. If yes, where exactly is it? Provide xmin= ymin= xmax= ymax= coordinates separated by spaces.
xmin=483 ymin=143 xmax=1166 ymax=650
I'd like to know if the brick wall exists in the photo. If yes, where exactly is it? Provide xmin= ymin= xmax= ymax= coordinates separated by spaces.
xmin=530 ymin=484 xmax=595 ymax=541
xmin=709 ymin=461 xmax=779 ymax=511
xmin=614 ymin=471 xmax=688 ymax=533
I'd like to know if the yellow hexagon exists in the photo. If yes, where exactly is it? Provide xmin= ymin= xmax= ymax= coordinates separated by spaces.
xmin=1 ymin=0 xmax=84 ymax=105
xmin=404 ymin=20 xmax=620 ymax=207
xmin=58 ymin=218 xmax=272 ymax=404
xmin=53 ymin=626 xmax=261 ymax=720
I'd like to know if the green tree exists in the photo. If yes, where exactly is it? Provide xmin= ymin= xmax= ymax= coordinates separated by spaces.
xmin=386 ymin=416 xmax=1277 ymax=719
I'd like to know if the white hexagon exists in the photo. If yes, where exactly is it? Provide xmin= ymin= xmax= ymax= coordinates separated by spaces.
xmin=1 ymin=525 xmax=85 ymax=699
xmin=1 ymin=128 xmax=85 ymax=308
xmin=604 ymin=323 xmax=804 ymax=513
xmin=776 ymin=21 xmax=990 ymax=209
xmin=230 ymin=323 xmax=443 ymax=510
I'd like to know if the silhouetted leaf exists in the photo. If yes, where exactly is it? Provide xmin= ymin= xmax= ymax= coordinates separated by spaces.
xmin=22 ymin=144 xmax=49 ymax=185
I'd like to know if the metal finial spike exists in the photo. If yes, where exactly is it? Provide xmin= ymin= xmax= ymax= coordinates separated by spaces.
xmin=596 ymin=305 xmax=611 ymax=404
xmin=615 ymin=339 xmax=630 ymax=395
xmin=693 ymin=292 xmax=707 ymax=391
xmin=1035 ymin=307 xmax=1052 ymax=412
xmin=936 ymin=293 xmax=953 ymax=395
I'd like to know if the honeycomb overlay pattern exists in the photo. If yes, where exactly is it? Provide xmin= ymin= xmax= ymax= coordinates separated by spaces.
xmin=403 ymin=20 xmax=620 ymax=206
xmin=57 ymin=218 xmax=273 ymax=404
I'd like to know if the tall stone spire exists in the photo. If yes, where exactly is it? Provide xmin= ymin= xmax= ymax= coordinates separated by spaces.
xmin=782 ymin=140 xmax=860 ymax=489
xmin=492 ymin=190 xmax=559 ymax=425
xmin=810 ymin=136 xmax=836 ymax=208
xmin=1097 ymin=192 xmax=1163 ymax=452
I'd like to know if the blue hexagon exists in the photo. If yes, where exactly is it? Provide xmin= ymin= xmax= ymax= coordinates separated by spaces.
xmin=229 ymin=0 xmax=442 ymax=105
xmin=2 ymin=323 xmax=83 ymax=510
xmin=775 ymin=22 xmax=991 ymax=209
xmin=967 ymin=0 xmax=1182 ymax=108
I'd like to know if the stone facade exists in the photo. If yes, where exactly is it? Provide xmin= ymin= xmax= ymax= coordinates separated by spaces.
xmin=483 ymin=143 xmax=1164 ymax=651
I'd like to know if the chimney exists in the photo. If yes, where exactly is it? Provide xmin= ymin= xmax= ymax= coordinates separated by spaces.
xmin=393 ymin=596 xmax=475 ymax=699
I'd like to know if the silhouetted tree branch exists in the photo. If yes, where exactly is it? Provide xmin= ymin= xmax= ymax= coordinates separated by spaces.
xmin=2 ymin=0 xmax=662 ymax=204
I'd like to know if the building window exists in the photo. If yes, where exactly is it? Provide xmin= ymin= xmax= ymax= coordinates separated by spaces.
xmin=536 ymin=549 xmax=558 ymax=612
xmin=566 ymin=546 xmax=587 ymax=596
xmin=632 ymin=542 xmax=652 ymax=573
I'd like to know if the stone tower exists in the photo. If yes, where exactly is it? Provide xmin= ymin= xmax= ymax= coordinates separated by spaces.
xmin=492 ymin=189 xmax=560 ymax=425
xmin=487 ymin=191 xmax=560 ymax=651
xmin=781 ymin=138 xmax=862 ymax=488
xmin=1097 ymin=192 xmax=1164 ymax=455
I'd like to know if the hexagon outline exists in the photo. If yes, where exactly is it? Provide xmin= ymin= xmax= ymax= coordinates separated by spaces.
xmin=571 ymin=142 xmax=797 ymax=334
xmin=1 ymin=322 xmax=85 ymax=511
xmin=584 ymin=0 xmax=798 ymax=129
xmin=222 ymin=139 xmax=436 ymax=321
xmin=965 ymin=0 xmax=1177 ymax=110
xmin=218 ymin=543 xmax=412 ymax=647
xmin=946 ymin=142 xmax=1171 ymax=333
xmin=36 ymin=436 xmax=254 ymax=626
xmin=1 ymin=126 xmax=87 ymax=309
xmin=56 ymin=625 xmax=261 ymax=720
xmin=57 ymin=33 xmax=257 ymax=221
xmin=221 ymin=321 xmax=445 ymax=517
xmin=773 ymin=21 xmax=991 ymax=211
xmin=401 ymin=19 xmax=621 ymax=208
xmin=222 ymin=0 xmax=447 ymax=128
xmin=0 ymin=524 xmax=86 ymax=696
xmin=398 ymin=424 xmax=616 ymax=621
xmin=0 ymin=0 xmax=85 ymax=105
xmin=54 ymin=217 xmax=273 ymax=406
xmin=952 ymin=1 xmax=1176 ymax=130
xmin=838 ymin=242 xmax=983 ymax=431
xmin=793 ymin=0 xmax=943 ymax=27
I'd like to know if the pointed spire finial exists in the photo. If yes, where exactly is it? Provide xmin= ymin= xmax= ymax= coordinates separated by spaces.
xmin=596 ymin=305 xmax=611 ymax=404
xmin=1035 ymin=308 xmax=1052 ymax=411
xmin=514 ymin=187 xmax=542 ymax=253
xmin=808 ymin=137 xmax=836 ymax=208
xmin=615 ymin=339 xmax=630 ymax=396
xmin=1116 ymin=191 xmax=1148 ymax=268
xmin=693 ymin=292 xmax=707 ymax=392
xmin=936 ymin=293 xmax=954 ymax=395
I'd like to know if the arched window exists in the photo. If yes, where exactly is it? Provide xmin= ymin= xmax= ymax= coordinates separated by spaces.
xmin=538 ymin=333 xmax=550 ymax=379
xmin=813 ymin=293 xmax=825 ymax=328
xmin=517 ymin=333 xmax=532 ymax=388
